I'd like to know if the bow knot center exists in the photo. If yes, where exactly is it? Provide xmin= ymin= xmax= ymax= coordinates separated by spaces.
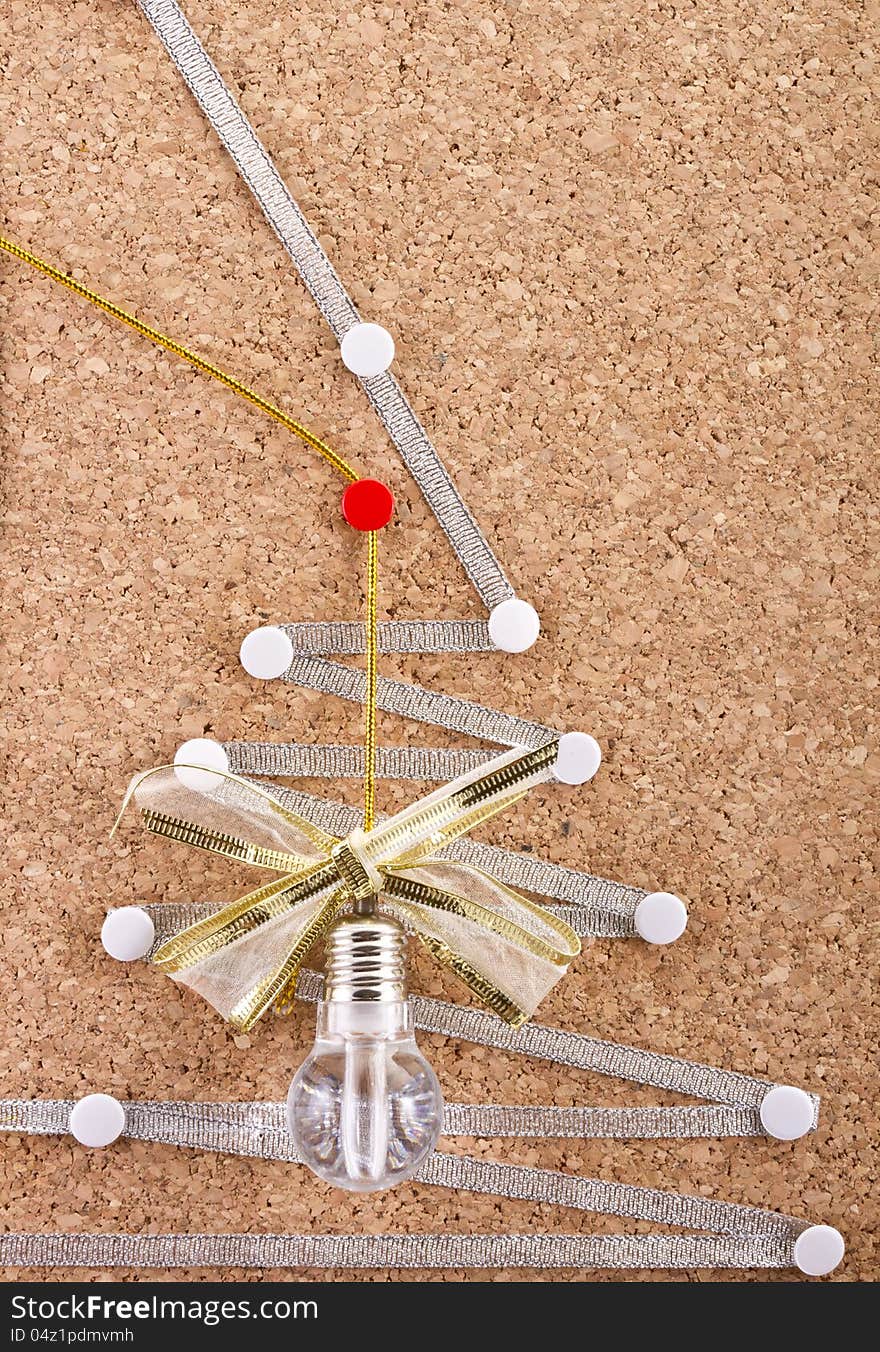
xmin=331 ymin=829 xmax=384 ymax=902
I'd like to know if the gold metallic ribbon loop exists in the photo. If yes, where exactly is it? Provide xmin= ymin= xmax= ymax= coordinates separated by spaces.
xmin=117 ymin=742 xmax=580 ymax=1031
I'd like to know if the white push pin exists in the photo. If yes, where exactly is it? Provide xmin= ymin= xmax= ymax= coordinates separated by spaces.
xmin=554 ymin=732 xmax=602 ymax=785
xmin=488 ymin=597 xmax=541 ymax=653
xmin=793 ymin=1224 xmax=845 ymax=1277
xmin=101 ymin=907 xmax=155 ymax=962
xmin=759 ymin=1084 xmax=815 ymax=1141
xmin=69 ymin=1094 xmax=126 ymax=1149
xmin=634 ymin=892 xmax=689 ymax=945
xmin=239 ymin=625 xmax=294 ymax=680
xmin=173 ymin=737 xmax=229 ymax=792
xmin=340 ymin=322 xmax=395 ymax=379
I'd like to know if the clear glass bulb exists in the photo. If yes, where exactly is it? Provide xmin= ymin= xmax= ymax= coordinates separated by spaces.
xmin=287 ymin=914 xmax=443 ymax=1193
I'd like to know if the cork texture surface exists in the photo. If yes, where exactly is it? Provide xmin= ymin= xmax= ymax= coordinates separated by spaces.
xmin=0 ymin=0 xmax=876 ymax=1282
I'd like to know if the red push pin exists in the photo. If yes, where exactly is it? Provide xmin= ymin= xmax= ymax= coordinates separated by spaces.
xmin=342 ymin=478 xmax=395 ymax=531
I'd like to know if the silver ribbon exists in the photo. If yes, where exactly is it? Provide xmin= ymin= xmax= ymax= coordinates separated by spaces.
xmin=0 ymin=1098 xmax=771 ymax=1145
xmin=281 ymin=654 xmax=558 ymax=747
xmin=0 ymin=1232 xmax=793 ymax=1271
xmin=226 ymin=742 xmax=495 ymax=784
xmin=1 ymin=1098 xmax=809 ymax=1272
xmin=280 ymin=620 xmax=497 ymax=656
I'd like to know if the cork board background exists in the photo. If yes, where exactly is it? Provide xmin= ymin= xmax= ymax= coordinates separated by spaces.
xmin=1 ymin=0 xmax=876 ymax=1283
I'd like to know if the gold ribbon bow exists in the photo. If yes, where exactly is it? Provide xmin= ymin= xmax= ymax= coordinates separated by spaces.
xmin=115 ymin=741 xmax=581 ymax=1032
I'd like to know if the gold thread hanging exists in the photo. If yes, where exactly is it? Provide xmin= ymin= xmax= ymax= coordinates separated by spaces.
xmin=363 ymin=529 xmax=379 ymax=834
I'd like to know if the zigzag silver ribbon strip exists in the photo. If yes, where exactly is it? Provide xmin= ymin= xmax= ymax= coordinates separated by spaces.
xmin=398 ymin=991 xmax=816 ymax=1116
xmin=133 ymin=0 xmax=515 ymax=613
xmin=20 ymin=907 xmax=825 ymax=1274
xmin=0 ymin=1232 xmax=794 ymax=1271
xmin=0 ymin=1101 xmax=807 ymax=1245
xmin=0 ymin=1091 xmax=836 ymax=1271
xmin=116 ymin=925 xmax=818 ymax=1127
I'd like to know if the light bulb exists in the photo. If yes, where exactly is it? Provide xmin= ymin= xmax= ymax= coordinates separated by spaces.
xmin=287 ymin=913 xmax=443 ymax=1192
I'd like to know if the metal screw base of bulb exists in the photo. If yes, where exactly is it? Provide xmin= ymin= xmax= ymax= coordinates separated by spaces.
xmin=324 ymin=913 xmax=407 ymax=1005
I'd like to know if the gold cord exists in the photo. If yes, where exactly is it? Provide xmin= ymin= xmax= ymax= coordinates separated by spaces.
xmin=363 ymin=529 xmax=379 ymax=833
xmin=0 ymin=234 xmax=357 ymax=482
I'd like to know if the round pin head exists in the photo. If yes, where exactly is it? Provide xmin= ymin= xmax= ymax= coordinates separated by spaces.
xmin=340 ymin=323 xmax=395 ymax=378
xmin=101 ymin=907 xmax=155 ymax=962
xmin=173 ymin=737 xmax=230 ymax=792
xmin=488 ymin=597 xmax=541 ymax=653
xmin=759 ymin=1085 xmax=815 ymax=1141
xmin=342 ymin=478 xmax=395 ymax=531
xmin=634 ymin=892 xmax=688 ymax=945
xmin=69 ymin=1094 xmax=126 ymax=1149
xmin=239 ymin=626 xmax=294 ymax=679
xmin=554 ymin=732 xmax=602 ymax=785
xmin=793 ymin=1225 xmax=845 ymax=1277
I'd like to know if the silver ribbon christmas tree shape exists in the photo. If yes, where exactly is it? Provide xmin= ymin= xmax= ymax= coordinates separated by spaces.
xmin=0 ymin=0 xmax=842 ymax=1277
xmin=130 ymin=0 xmax=682 ymax=940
